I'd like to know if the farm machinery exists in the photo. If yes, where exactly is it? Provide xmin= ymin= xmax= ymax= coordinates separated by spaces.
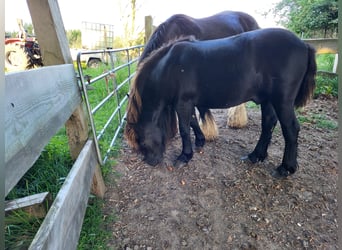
xmin=5 ymin=19 xmax=43 ymax=72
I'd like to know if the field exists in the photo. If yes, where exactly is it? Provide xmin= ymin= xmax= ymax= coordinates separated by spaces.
xmin=4 ymin=54 xmax=338 ymax=249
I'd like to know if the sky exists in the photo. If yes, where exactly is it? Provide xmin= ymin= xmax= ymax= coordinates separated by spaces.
xmin=5 ymin=0 xmax=281 ymax=35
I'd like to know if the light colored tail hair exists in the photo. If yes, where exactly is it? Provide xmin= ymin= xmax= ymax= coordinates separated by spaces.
xmin=199 ymin=111 xmax=218 ymax=140
xmin=227 ymin=104 xmax=248 ymax=128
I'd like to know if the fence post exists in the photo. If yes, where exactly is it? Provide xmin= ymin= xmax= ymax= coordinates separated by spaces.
xmin=333 ymin=54 xmax=338 ymax=74
xmin=145 ymin=15 xmax=153 ymax=43
xmin=26 ymin=0 xmax=106 ymax=197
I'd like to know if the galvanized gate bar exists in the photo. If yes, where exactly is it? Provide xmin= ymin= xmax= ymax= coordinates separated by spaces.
xmin=77 ymin=45 xmax=143 ymax=164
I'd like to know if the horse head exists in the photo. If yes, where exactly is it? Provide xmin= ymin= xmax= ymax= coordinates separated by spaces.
xmin=125 ymin=42 xmax=181 ymax=165
xmin=125 ymin=100 xmax=168 ymax=165
xmin=135 ymin=122 xmax=165 ymax=166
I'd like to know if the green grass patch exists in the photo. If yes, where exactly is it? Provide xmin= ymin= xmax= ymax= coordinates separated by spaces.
xmin=77 ymin=198 xmax=116 ymax=250
xmin=297 ymin=112 xmax=338 ymax=130
xmin=316 ymin=54 xmax=335 ymax=72
xmin=315 ymin=54 xmax=338 ymax=98
xmin=5 ymin=210 xmax=43 ymax=249
xmin=314 ymin=74 xmax=338 ymax=98
xmin=6 ymin=128 xmax=72 ymax=200
xmin=246 ymin=101 xmax=259 ymax=109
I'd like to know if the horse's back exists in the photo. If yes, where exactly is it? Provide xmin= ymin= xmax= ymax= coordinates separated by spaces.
xmin=248 ymin=28 xmax=309 ymax=73
xmin=196 ymin=11 xmax=259 ymax=38
xmin=160 ymin=28 xmax=311 ymax=107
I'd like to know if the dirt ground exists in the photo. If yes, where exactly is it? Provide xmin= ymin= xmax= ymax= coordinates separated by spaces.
xmin=104 ymin=96 xmax=338 ymax=250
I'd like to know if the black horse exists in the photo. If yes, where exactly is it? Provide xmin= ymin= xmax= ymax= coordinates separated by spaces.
xmin=125 ymin=28 xmax=316 ymax=177
xmin=139 ymin=11 xmax=260 ymax=137
xmin=140 ymin=10 xmax=260 ymax=63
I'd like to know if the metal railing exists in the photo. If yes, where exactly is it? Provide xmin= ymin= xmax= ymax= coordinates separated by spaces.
xmin=76 ymin=45 xmax=144 ymax=164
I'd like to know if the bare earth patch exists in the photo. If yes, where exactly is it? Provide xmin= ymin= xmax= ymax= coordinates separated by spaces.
xmin=104 ymin=97 xmax=338 ymax=250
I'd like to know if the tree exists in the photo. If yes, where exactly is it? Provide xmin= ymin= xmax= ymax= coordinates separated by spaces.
xmin=67 ymin=29 xmax=82 ymax=48
xmin=268 ymin=0 xmax=338 ymax=38
xmin=24 ymin=23 xmax=34 ymax=36
xmin=117 ymin=0 xmax=144 ymax=47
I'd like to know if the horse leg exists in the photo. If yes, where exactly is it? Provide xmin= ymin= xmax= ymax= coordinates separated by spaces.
xmin=190 ymin=108 xmax=206 ymax=150
xmin=272 ymin=105 xmax=300 ymax=177
xmin=175 ymin=102 xmax=194 ymax=168
xmin=244 ymin=102 xmax=277 ymax=163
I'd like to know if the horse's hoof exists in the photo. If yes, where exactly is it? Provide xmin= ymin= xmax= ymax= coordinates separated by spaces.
xmin=195 ymin=146 xmax=204 ymax=154
xmin=271 ymin=167 xmax=291 ymax=179
xmin=174 ymin=160 xmax=188 ymax=169
xmin=240 ymin=155 xmax=252 ymax=162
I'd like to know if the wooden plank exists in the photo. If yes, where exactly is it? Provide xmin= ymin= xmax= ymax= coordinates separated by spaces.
xmin=303 ymin=38 xmax=338 ymax=54
xmin=26 ymin=0 xmax=73 ymax=65
xmin=5 ymin=192 xmax=51 ymax=218
xmin=27 ymin=0 xmax=90 ymax=160
xmin=29 ymin=140 xmax=98 ymax=250
xmin=5 ymin=64 xmax=81 ymax=196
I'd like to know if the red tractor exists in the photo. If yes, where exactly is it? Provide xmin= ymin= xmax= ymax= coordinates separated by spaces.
xmin=5 ymin=19 xmax=43 ymax=72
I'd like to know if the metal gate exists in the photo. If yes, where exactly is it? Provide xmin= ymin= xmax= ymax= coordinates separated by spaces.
xmin=76 ymin=45 xmax=143 ymax=164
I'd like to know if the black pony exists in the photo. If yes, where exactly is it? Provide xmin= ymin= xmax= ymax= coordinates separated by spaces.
xmin=139 ymin=11 xmax=260 ymax=138
xmin=125 ymin=28 xmax=316 ymax=177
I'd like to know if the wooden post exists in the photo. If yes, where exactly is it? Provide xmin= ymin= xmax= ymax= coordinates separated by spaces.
xmin=26 ymin=0 xmax=105 ymax=196
xmin=333 ymin=54 xmax=338 ymax=74
xmin=145 ymin=15 xmax=153 ymax=43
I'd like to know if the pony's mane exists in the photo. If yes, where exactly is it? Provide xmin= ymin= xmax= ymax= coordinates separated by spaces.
xmin=139 ymin=14 xmax=201 ymax=63
xmin=124 ymin=36 xmax=196 ymax=149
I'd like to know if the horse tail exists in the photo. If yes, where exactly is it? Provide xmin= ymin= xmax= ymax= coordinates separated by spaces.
xmin=235 ymin=11 xmax=260 ymax=31
xmin=295 ymin=44 xmax=317 ymax=108
xmin=199 ymin=109 xmax=218 ymax=140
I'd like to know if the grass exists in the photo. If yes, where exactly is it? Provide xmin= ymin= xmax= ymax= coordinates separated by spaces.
xmin=315 ymin=54 xmax=338 ymax=98
xmin=315 ymin=74 xmax=338 ymax=97
xmin=77 ymin=197 xmax=117 ymax=250
xmin=296 ymin=112 xmax=338 ymax=130
xmin=5 ymin=210 xmax=43 ymax=249
xmin=316 ymin=54 xmax=336 ymax=72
